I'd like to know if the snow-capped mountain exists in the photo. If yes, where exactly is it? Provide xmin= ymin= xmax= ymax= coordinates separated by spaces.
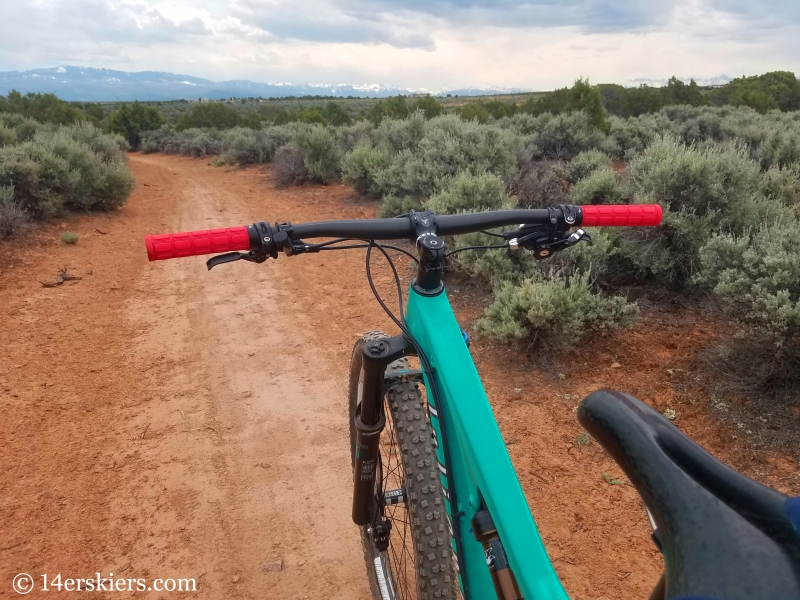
xmin=0 ymin=66 xmax=528 ymax=101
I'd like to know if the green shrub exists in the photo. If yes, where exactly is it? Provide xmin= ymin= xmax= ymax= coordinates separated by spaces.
xmin=0 ymin=185 xmax=29 ymax=239
xmin=141 ymin=127 xmax=224 ymax=158
xmin=459 ymin=102 xmax=490 ymax=124
xmin=0 ymin=125 xmax=134 ymax=218
xmin=570 ymin=168 xmax=623 ymax=205
xmin=106 ymin=101 xmax=163 ymax=149
xmin=483 ymin=100 xmax=517 ymax=120
xmin=341 ymin=143 xmax=391 ymax=195
xmin=527 ymin=112 xmax=618 ymax=159
xmin=323 ymin=101 xmax=353 ymax=126
xmin=272 ymin=144 xmax=308 ymax=186
xmin=241 ymin=111 xmax=267 ymax=129
xmin=62 ymin=122 xmax=128 ymax=163
xmin=0 ymin=90 xmax=90 ymax=125
xmin=0 ymin=124 xmax=17 ymax=147
xmin=61 ymin=231 xmax=79 ymax=244
xmin=621 ymin=136 xmax=775 ymax=284
xmin=0 ymin=114 xmax=45 ymax=143
xmin=698 ymin=221 xmax=800 ymax=389
xmin=755 ymin=125 xmax=800 ymax=170
xmin=295 ymin=107 xmax=327 ymax=125
xmin=36 ymin=130 xmax=134 ymax=211
xmin=175 ymin=102 xmax=242 ymax=131
xmin=366 ymin=95 xmax=410 ymax=125
xmin=609 ymin=115 xmax=660 ymax=158
xmin=179 ymin=130 xmax=222 ymax=158
xmin=610 ymin=105 xmax=800 ymax=170
xmin=699 ymin=222 xmax=800 ymax=339
xmin=709 ymin=71 xmax=800 ymax=112
xmin=475 ymin=272 xmax=638 ymax=351
xmin=520 ymin=78 xmax=611 ymax=134
xmin=411 ymin=95 xmax=444 ymax=119
xmin=86 ymin=161 xmax=136 ymax=211
xmin=512 ymin=157 xmax=569 ymax=209
xmin=563 ymin=149 xmax=613 ymax=183
xmin=762 ymin=164 xmax=800 ymax=208
xmin=221 ymin=127 xmax=292 ymax=165
xmin=293 ymin=125 xmax=340 ymax=184
xmin=140 ymin=125 xmax=176 ymax=154
xmin=372 ymin=115 xmax=518 ymax=199
xmin=0 ymin=142 xmax=72 ymax=216
xmin=373 ymin=111 xmax=426 ymax=154
xmin=427 ymin=172 xmax=511 ymax=214
xmin=334 ymin=121 xmax=373 ymax=154
xmin=377 ymin=195 xmax=423 ymax=218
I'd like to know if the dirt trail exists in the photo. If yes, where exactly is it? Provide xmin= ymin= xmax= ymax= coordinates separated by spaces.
xmin=1 ymin=155 xmax=381 ymax=599
xmin=1 ymin=154 xmax=797 ymax=600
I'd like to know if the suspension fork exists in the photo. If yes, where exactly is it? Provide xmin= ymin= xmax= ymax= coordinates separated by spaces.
xmin=352 ymin=334 xmax=415 ymax=526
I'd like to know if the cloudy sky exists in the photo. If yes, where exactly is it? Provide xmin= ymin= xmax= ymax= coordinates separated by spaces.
xmin=1 ymin=0 xmax=799 ymax=90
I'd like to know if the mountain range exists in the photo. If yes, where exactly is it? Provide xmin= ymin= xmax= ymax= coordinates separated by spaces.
xmin=0 ymin=66 xmax=528 ymax=102
xmin=0 ymin=66 xmax=738 ymax=102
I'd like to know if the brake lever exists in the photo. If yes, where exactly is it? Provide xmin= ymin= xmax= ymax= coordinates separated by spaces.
xmin=510 ymin=229 xmax=593 ymax=259
xmin=206 ymin=251 xmax=269 ymax=270
xmin=530 ymin=229 xmax=592 ymax=259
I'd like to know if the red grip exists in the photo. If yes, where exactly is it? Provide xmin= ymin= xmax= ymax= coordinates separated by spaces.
xmin=580 ymin=204 xmax=662 ymax=227
xmin=145 ymin=227 xmax=251 ymax=261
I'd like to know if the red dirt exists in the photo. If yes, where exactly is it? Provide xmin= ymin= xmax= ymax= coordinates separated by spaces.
xmin=1 ymin=154 xmax=797 ymax=599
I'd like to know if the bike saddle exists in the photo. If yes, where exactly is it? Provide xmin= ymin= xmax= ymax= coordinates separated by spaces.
xmin=577 ymin=389 xmax=800 ymax=600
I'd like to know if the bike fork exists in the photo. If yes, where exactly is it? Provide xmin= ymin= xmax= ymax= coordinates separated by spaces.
xmin=351 ymin=335 xmax=414 ymax=526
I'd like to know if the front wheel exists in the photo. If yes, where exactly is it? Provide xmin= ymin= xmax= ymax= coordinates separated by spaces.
xmin=349 ymin=331 xmax=455 ymax=600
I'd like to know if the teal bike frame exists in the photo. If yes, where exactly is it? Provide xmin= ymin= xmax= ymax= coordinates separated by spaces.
xmin=404 ymin=284 xmax=569 ymax=600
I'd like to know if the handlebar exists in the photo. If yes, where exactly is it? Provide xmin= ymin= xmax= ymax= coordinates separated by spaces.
xmin=145 ymin=204 xmax=663 ymax=262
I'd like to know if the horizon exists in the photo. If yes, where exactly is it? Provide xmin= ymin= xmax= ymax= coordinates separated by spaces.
xmin=1 ymin=1 xmax=798 ymax=92
xmin=0 ymin=64 xmax=744 ymax=100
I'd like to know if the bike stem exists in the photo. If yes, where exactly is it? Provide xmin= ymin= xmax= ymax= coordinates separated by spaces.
xmin=410 ymin=209 xmax=447 ymax=296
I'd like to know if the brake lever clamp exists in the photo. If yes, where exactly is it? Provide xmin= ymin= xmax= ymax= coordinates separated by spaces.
xmin=206 ymin=220 xmax=295 ymax=270
xmin=509 ymin=227 xmax=592 ymax=259
xmin=250 ymin=221 xmax=297 ymax=257
xmin=529 ymin=228 xmax=592 ymax=259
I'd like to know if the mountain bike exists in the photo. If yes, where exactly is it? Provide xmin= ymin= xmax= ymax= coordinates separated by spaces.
xmin=146 ymin=203 xmax=800 ymax=600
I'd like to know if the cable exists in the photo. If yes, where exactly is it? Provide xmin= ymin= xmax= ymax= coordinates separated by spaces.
xmin=445 ymin=243 xmax=508 ymax=257
xmin=318 ymin=244 xmax=419 ymax=264
xmin=317 ymin=243 xmax=372 ymax=251
xmin=365 ymin=241 xmax=406 ymax=327
xmin=309 ymin=240 xmax=420 ymax=263
xmin=363 ymin=240 xmax=470 ymax=599
xmin=308 ymin=237 xmax=354 ymax=248
xmin=479 ymin=229 xmax=507 ymax=238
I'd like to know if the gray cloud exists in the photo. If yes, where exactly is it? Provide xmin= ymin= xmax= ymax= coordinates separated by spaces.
xmin=231 ymin=0 xmax=436 ymax=48
xmin=709 ymin=0 xmax=800 ymax=20
xmin=228 ymin=0 xmax=677 ymax=49
xmin=0 ymin=0 xmax=799 ymax=90
xmin=343 ymin=0 xmax=678 ymax=33
xmin=0 ymin=0 xmax=212 ymax=49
